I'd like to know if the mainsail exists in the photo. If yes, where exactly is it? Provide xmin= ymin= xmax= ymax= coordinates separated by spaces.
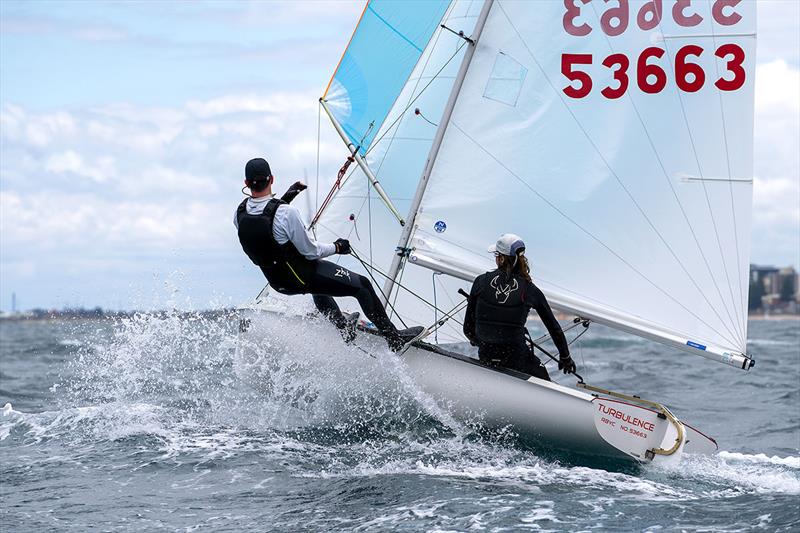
xmin=318 ymin=0 xmax=756 ymax=370
xmin=395 ymin=0 xmax=756 ymax=369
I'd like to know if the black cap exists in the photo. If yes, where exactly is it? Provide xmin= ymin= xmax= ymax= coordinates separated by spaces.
xmin=245 ymin=158 xmax=271 ymax=186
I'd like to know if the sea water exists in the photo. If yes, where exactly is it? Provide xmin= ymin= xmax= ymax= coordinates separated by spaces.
xmin=1 ymin=311 xmax=798 ymax=531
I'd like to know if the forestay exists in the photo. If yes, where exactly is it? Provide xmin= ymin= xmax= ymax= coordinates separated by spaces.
xmin=403 ymin=0 xmax=756 ymax=368
xmin=323 ymin=0 xmax=450 ymax=154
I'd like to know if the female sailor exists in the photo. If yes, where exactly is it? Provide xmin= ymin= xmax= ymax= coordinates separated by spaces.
xmin=463 ymin=234 xmax=577 ymax=380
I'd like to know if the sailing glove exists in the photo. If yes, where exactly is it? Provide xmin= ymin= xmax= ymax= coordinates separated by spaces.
xmin=280 ymin=181 xmax=308 ymax=203
xmin=558 ymin=355 xmax=576 ymax=375
xmin=287 ymin=181 xmax=307 ymax=194
xmin=334 ymin=238 xmax=351 ymax=255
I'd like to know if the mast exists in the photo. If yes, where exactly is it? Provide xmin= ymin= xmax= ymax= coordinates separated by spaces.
xmin=382 ymin=0 xmax=495 ymax=303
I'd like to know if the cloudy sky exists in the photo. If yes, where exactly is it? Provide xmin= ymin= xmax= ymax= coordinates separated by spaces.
xmin=1 ymin=0 xmax=798 ymax=311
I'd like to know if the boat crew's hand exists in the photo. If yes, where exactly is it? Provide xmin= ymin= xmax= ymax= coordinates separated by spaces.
xmin=280 ymin=181 xmax=308 ymax=203
xmin=287 ymin=181 xmax=307 ymax=194
xmin=334 ymin=238 xmax=351 ymax=255
xmin=558 ymin=354 xmax=576 ymax=374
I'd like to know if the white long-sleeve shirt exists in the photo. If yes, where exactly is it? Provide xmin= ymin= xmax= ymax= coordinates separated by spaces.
xmin=233 ymin=196 xmax=336 ymax=260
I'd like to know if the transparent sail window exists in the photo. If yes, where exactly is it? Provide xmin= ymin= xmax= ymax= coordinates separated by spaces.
xmin=483 ymin=52 xmax=527 ymax=107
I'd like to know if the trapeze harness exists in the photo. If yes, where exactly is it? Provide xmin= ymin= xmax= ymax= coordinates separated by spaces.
xmin=236 ymin=198 xmax=314 ymax=294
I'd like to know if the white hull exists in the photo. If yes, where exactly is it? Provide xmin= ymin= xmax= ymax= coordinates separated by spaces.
xmin=236 ymin=305 xmax=717 ymax=466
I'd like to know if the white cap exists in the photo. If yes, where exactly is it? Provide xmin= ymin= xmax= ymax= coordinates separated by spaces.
xmin=487 ymin=233 xmax=526 ymax=256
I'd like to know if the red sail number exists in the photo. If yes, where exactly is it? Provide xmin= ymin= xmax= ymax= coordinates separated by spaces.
xmin=712 ymin=0 xmax=743 ymax=26
xmin=561 ymin=44 xmax=746 ymax=98
xmin=600 ymin=0 xmax=629 ymax=36
xmin=637 ymin=0 xmax=663 ymax=31
xmin=564 ymin=0 xmax=744 ymax=36
xmin=562 ymin=54 xmax=593 ymax=98
xmin=637 ymin=47 xmax=667 ymax=94
xmin=672 ymin=0 xmax=703 ymax=27
xmin=563 ymin=0 xmax=592 ymax=36
xmin=675 ymin=44 xmax=705 ymax=92
xmin=715 ymin=43 xmax=746 ymax=90
xmin=601 ymin=53 xmax=630 ymax=99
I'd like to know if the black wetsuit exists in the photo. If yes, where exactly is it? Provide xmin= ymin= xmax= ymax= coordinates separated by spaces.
xmin=463 ymin=269 xmax=570 ymax=381
xmin=235 ymin=192 xmax=399 ymax=339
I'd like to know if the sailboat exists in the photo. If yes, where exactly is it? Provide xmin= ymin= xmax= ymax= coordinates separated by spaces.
xmin=237 ymin=0 xmax=756 ymax=465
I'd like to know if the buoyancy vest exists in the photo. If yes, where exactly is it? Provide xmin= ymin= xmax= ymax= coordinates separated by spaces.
xmin=474 ymin=270 xmax=529 ymax=344
xmin=236 ymin=198 xmax=314 ymax=292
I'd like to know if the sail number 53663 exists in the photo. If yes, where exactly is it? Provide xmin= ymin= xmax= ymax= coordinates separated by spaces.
xmin=562 ymin=44 xmax=745 ymax=99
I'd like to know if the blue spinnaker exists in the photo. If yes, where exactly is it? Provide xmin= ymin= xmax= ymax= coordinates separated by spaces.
xmin=323 ymin=0 xmax=450 ymax=155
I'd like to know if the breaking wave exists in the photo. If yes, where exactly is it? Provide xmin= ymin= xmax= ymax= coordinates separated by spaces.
xmin=3 ymin=398 xmax=798 ymax=504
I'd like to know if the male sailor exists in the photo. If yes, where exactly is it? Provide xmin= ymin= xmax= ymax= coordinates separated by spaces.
xmin=463 ymin=234 xmax=577 ymax=380
xmin=234 ymin=157 xmax=420 ymax=350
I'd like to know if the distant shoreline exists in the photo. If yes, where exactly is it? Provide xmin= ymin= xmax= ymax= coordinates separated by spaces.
xmin=747 ymin=314 xmax=800 ymax=321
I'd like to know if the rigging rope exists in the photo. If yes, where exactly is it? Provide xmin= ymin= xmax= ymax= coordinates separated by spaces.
xmin=349 ymin=248 xmax=463 ymax=327
xmin=309 ymin=155 xmax=355 ymax=229
xmin=350 ymin=248 xmax=409 ymax=329
xmin=577 ymin=325 xmax=588 ymax=382
xmin=432 ymin=271 xmax=443 ymax=343
xmin=533 ymin=318 xmax=587 ymax=344
xmin=534 ymin=318 xmax=590 ymax=366
xmin=398 ymin=298 xmax=469 ymax=355
xmin=525 ymin=329 xmax=584 ymax=383
xmin=348 ymin=213 xmax=361 ymax=241
xmin=415 ymin=107 xmax=438 ymax=127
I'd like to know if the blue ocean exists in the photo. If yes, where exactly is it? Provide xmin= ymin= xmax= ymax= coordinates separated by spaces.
xmin=1 ymin=313 xmax=798 ymax=531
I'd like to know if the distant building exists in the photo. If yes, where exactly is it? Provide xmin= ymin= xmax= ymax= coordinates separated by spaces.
xmin=750 ymin=264 xmax=799 ymax=314
xmin=777 ymin=267 xmax=797 ymax=299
